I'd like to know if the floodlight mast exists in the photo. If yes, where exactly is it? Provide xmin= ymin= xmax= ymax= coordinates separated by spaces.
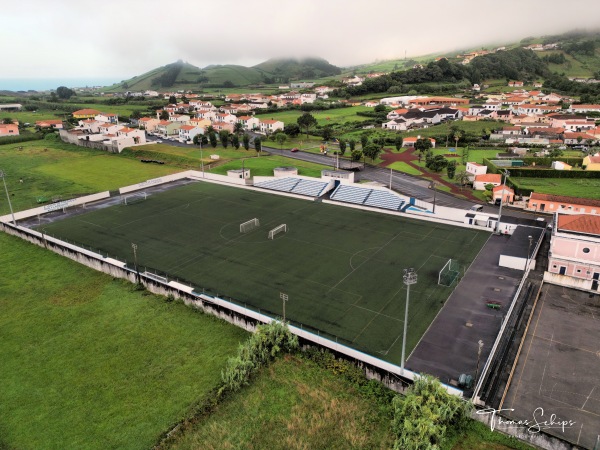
xmin=0 ymin=170 xmax=16 ymax=226
xmin=495 ymin=169 xmax=510 ymax=234
xmin=401 ymin=268 xmax=417 ymax=374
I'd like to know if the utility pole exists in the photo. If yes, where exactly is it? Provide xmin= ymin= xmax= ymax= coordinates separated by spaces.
xmin=131 ymin=243 xmax=140 ymax=283
xmin=475 ymin=340 xmax=484 ymax=382
xmin=401 ymin=268 xmax=417 ymax=374
xmin=496 ymin=169 xmax=510 ymax=234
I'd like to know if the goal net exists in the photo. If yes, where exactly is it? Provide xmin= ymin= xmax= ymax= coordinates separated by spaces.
xmin=438 ymin=259 xmax=460 ymax=286
xmin=268 ymin=224 xmax=287 ymax=240
xmin=122 ymin=192 xmax=148 ymax=205
xmin=240 ymin=218 xmax=260 ymax=233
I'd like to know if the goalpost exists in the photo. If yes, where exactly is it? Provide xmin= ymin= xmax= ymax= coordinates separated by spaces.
xmin=240 ymin=218 xmax=260 ymax=233
xmin=268 ymin=224 xmax=287 ymax=240
xmin=122 ymin=192 xmax=148 ymax=205
xmin=438 ymin=259 xmax=460 ymax=287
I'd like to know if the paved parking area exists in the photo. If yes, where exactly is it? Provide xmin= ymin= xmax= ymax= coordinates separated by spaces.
xmin=408 ymin=234 xmax=523 ymax=385
xmin=502 ymin=283 xmax=600 ymax=449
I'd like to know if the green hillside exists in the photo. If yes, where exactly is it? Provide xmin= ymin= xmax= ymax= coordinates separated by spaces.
xmin=105 ymin=58 xmax=342 ymax=92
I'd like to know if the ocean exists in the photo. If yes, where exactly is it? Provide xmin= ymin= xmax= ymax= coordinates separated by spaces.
xmin=0 ymin=78 xmax=122 ymax=92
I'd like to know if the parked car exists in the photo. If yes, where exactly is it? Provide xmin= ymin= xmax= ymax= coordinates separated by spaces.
xmin=291 ymin=147 xmax=299 ymax=152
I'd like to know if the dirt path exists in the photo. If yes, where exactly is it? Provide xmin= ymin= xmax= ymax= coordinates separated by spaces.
xmin=380 ymin=147 xmax=480 ymax=201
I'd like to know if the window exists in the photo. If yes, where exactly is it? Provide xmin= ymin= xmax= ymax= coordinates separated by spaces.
xmin=577 ymin=269 xmax=582 ymax=273
xmin=553 ymin=265 xmax=557 ymax=268
xmin=583 ymin=248 xmax=590 ymax=254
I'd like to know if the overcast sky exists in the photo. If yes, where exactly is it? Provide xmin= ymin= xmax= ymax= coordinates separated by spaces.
xmin=2 ymin=0 xmax=600 ymax=83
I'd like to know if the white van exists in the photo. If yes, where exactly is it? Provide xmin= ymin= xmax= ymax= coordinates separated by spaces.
xmin=470 ymin=204 xmax=484 ymax=212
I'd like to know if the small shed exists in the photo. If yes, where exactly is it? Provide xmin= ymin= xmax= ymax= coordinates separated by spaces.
xmin=273 ymin=167 xmax=298 ymax=177
xmin=498 ymin=226 xmax=544 ymax=271
xmin=227 ymin=168 xmax=250 ymax=179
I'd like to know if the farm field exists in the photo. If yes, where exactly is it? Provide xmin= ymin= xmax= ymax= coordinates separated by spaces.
xmin=255 ymin=105 xmax=372 ymax=126
xmin=510 ymin=177 xmax=600 ymax=199
xmin=0 ymin=232 xmax=247 ymax=450
xmin=0 ymin=140 xmax=181 ymax=215
xmin=38 ymin=181 xmax=490 ymax=363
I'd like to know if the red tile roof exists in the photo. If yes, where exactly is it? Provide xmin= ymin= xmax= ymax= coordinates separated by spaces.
xmin=73 ymin=108 xmax=101 ymax=116
xmin=557 ymin=214 xmax=600 ymax=235
xmin=475 ymin=174 xmax=501 ymax=183
xmin=530 ymin=192 xmax=600 ymax=208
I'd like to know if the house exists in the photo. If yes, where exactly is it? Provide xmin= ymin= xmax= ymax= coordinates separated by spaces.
xmin=156 ymin=120 xmax=181 ymax=136
xmin=115 ymin=127 xmax=145 ymax=144
xmin=401 ymin=136 xmax=436 ymax=148
xmin=551 ymin=161 xmax=572 ymax=170
xmin=237 ymin=116 xmax=260 ymax=131
xmin=139 ymin=117 xmax=160 ymax=132
xmin=188 ymin=118 xmax=211 ymax=130
xmin=408 ymin=96 xmax=469 ymax=107
xmin=72 ymin=109 xmax=101 ymax=119
xmin=35 ymin=119 xmax=63 ymax=129
xmin=169 ymin=114 xmax=191 ymax=123
xmin=583 ymin=155 xmax=600 ymax=170
xmin=98 ymin=123 xmax=119 ymax=135
xmin=473 ymin=173 xmax=501 ymax=190
xmin=364 ymin=100 xmax=380 ymax=107
xmin=492 ymin=185 xmax=515 ymax=204
xmin=526 ymin=193 xmax=600 ymax=214
xmin=290 ymin=82 xmax=315 ymax=89
xmin=569 ymin=104 xmax=600 ymax=114
xmin=508 ymin=81 xmax=524 ymax=87
xmin=95 ymin=113 xmax=118 ymax=124
xmin=0 ymin=123 xmax=19 ymax=136
xmin=259 ymin=119 xmax=284 ymax=134
xmin=564 ymin=132 xmax=596 ymax=146
xmin=466 ymin=162 xmax=487 ymax=176
xmin=546 ymin=213 xmax=600 ymax=292
xmin=212 ymin=121 xmax=234 ymax=133
xmin=78 ymin=119 xmax=102 ymax=133
xmin=178 ymin=125 xmax=202 ymax=142
xmin=214 ymin=113 xmax=237 ymax=124
xmin=499 ymin=126 xmax=523 ymax=135
xmin=0 ymin=103 xmax=22 ymax=111
xmin=382 ymin=119 xmax=407 ymax=131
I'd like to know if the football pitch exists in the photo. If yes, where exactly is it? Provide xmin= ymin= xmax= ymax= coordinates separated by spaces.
xmin=37 ymin=181 xmax=490 ymax=364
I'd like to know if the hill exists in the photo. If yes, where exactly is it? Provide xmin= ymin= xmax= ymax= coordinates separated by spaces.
xmin=104 ymin=57 xmax=342 ymax=92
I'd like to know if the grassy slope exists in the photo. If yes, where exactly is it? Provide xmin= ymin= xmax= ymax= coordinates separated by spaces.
xmin=0 ymin=232 xmax=247 ymax=449
xmin=0 ymin=140 xmax=181 ymax=214
xmin=255 ymin=105 xmax=372 ymax=126
xmin=167 ymin=355 xmax=394 ymax=450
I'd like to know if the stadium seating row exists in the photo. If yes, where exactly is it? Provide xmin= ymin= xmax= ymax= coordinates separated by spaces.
xmin=255 ymin=178 xmax=329 ymax=198
xmin=330 ymin=185 xmax=405 ymax=212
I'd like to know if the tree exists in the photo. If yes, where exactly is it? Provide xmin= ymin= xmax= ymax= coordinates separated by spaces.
xmin=284 ymin=123 xmax=300 ymax=137
xmin=348 ymin=139 xmax=356 ymax=151
xmin=391 ymin=375 xmax=471 ymax=450
xmin=363 ymin=143 xmax=383 ymax=162
xmin=201 ymin=134 xmax=208 ymax=146
xmin=452 ymin=127 xmax=464 ymax=148
xmin=360 ymin=134 xmax=369 ymax=149
xmin=456 ymin=170 xmax=471 ymax=190
xmin=168 ymin=95 xmax=177 ymax=105
xmin=193 ymin=134 xmax=201 ymax=146
xmin=425 ymin=154 xmax=449 ymax=172
xmin=243 ymin=133 xmax=250 ymax=150
xmin=395 ymin=135 xmax=403 ymax=151
xmin=56 ymin=86 xmax=75 ymax=100
xmin=297 ymin=112 xmax=317 ymax=138
xmin=231 ymin=133 xmax=240 ymax=149
xmin=254 ymin=137 xmax=262 ymax=154
xmin=159 ymin=110 xmax=169 ymax=121
xmin=233 ymin=122 xmax=244 ymax=135
xmin=206 ymin=125 xmax=215 ymax=135
xmin=2 ymin=118 xmax=13 ymax=124
xmin=446 ymin=160 xmax=457 ymax=179
xmin=351 ymin=149 xmax=362 ymax=161
xmin=274 ymin=132 xmax=287 ymax=150
xmin=48 ymin=91 xmax=57 ymax=102
xmin=374 ymin=104 xmax=386 ymax=113
xmin=131 ymin=110 xmax=142 ymax=120
xmin=339 ymin=139 xmax=347 ymax=156
xmin=209 ymin=131 xmax=218 ymax=148
xmin=219 ymin=130 xmax=230 ymax=148
xmin=322 ymin=125 xmax=333 ymax=142
xmin=415 ymin=137 xmax=432 ymax=153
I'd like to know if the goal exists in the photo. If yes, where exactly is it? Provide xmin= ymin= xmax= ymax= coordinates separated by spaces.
xmin=240 ymin=218 xmax=260 ymax=233
xmin=438 ymin=259 xmax=460 ymax=287
xmin=268 ymin=224 xmax=287 ymax=240
xmin=122 ymin=192 xmax=148 ymax=205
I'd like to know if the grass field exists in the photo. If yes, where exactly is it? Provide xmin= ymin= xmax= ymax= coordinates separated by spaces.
xmin=0 ymin=140 xmax=181 ymax=214
xmin=255 ymin=105 xmax=372 ymax=126
xmin=510 ymin=177 xmax=600 ymax=199
xmin=0 ymin=232 xmax=247 ymax=450
xmin=38 ymin=181 xmax=489 ymax=363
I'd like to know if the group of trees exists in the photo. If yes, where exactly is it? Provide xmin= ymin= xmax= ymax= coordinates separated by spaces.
xmin=152 ymin=61 xmax=184 ymax=88
xmin=192 ymin=127 xmax=256 ymax=152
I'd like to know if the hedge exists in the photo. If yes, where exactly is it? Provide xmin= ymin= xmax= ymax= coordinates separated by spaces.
xmin=0 ymin=133 xmax=45 ymax=146
xmin=483 ymin=158 xmax=600 ymax=179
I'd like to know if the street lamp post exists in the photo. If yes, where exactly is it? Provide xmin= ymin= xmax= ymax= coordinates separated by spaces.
xmin=280 ymin=292 xmax=288 ymax=322
xmin=0 ymin=170 xmax=16 ymax=226
xmin=527 ymin=235 xmax=533 ymax=272
xmin=200 ymin=146 xmax=204 ymax=177
xmin=401 ymin=268 xmax=417 ymax=373
xmin=496 ymin=169 xmax=510 ymax=234
xmin=429 ymin=181 xmax=437 ymax=214
xmin=131 ymin=243 xmax=140 ymax=283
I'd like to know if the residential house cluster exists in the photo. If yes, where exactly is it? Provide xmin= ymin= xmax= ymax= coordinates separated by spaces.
xmin=382 ymin=106 xmax=462 ymax=131
xmin=60 ymin=109 xmax=146 ymax=152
